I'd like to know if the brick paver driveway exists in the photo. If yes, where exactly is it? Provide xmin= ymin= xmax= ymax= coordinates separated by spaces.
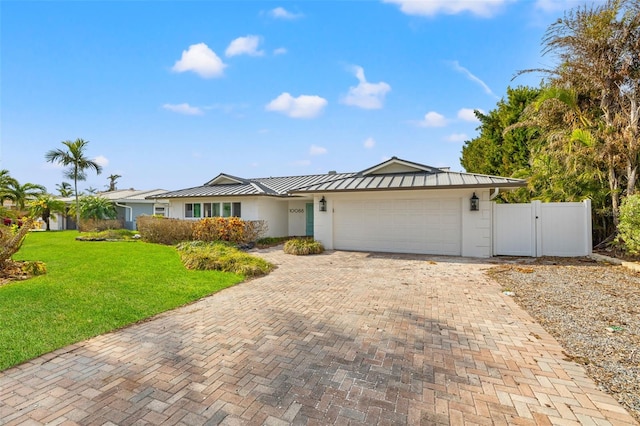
xmin=1 ymin=249 xmax=636 ymax=425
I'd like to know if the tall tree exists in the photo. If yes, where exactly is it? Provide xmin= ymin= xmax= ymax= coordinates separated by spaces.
xmin=45 ymin=139 xmax=103 ymax=230
xmin=2 ymin=180 xmax=46 ymax=211
xmin=461 ymin=86 xmax=542 ymax=201
xmin=106 ymin=174 xmax=121 ymax=192
xmin=519 ymin=0 xmax=640 ymax=223
xmin=55 ymin=182 xmax=74 ymax=197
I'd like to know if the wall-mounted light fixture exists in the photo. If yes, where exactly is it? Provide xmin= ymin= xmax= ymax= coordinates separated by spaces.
xmin=470 ymin=192 xmax=479 ymax=211
xmin=319 ymin=196 xmax=327 ymax=212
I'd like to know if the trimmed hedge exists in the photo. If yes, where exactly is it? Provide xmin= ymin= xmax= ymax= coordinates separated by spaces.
xmin=137 ymin=216 xmax=193 ymax=245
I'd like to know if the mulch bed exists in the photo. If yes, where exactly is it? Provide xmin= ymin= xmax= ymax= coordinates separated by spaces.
xmin=0 ymin=260 xmax=31 ymax=287
xmin=489 ymin=257 xmax=640 ymax=421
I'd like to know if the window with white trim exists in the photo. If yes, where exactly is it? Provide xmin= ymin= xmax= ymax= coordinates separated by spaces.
xmin=185 ymin=203 xmax=202 ymax=218
xmin=186 ymin=202 xmax=241 ymax=218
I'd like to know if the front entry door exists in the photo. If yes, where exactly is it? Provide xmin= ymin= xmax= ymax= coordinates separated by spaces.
xmin=305 ymin=203 xmax=314 ymax=237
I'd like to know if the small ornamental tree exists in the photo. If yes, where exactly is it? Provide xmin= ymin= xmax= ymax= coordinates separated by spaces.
xmin=0 ymin=218 xmax=34 ymax=271
xmin=617 ymin=194 xmax=640 ymax=254
xmin=75 ymin=195 xmax=117 ymax=220
xmin=29 ymin=195 xmax=66 ymax=231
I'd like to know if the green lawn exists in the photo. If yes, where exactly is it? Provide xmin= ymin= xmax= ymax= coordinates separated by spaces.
xmin=0 ymin=231 xmax=243 ymax=371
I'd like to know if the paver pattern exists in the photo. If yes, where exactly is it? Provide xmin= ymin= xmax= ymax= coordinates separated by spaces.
xmin=0 ymin=249 xmax=636 ymax=425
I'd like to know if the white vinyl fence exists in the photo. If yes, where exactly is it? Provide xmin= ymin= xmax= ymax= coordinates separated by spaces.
xmin=493 ymin=200 xmax=592 ymax=257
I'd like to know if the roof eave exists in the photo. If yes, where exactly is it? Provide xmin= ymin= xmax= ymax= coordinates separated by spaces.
xmin=289 ymin=182 xmax=526 ymax=194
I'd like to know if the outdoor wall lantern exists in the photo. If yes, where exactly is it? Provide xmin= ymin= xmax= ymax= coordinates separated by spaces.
xmin=319 ymin=196 xmax=327 ymax=212
xmin=470 ymin=192 xmax=480 ymax=211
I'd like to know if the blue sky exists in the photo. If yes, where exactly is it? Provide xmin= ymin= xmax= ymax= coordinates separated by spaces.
xmin=1 ymin=0 xmax=592 ymax=194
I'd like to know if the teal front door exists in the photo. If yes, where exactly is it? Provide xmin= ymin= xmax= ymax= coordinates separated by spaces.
xmin=305 ymin=203 xmax=314 ymax=237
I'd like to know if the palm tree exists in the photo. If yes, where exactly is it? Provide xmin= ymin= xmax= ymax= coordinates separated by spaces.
xmin=45 ymin=138 xmax=103 ymax=230
xmin=73 ymin=195 xmax=117 ymax=220
xmin=0 ymin=170 xmax=17 ymax=204
xmin=29 ymin=194 xmax=66 ymax=231
xmin=55 ymin=182 xmax=74 ymax=197
xmin=3 ymin=180 xmax=46 ymax=211
xmin=106 ymin=174 xmax=121 ymax=192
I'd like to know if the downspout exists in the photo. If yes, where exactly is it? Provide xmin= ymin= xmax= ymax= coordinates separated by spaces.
xmin=115 ymin=202 xmax=133 ymax=227
xmin=490 ymin=188 xmax=500 ymax=200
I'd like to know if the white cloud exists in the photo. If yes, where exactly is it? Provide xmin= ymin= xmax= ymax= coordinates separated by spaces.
xmin=363 ymin=137 xmax=376 ymax=149
xmin=341 ymin=66 xmax=391 ymax=110
xmin=457 ymin=108 xmax=482 ymax=122
xmin=269 ymin=7 xmax=304 ymax=20
xmin=449 ymin=61 xmax=498 ymax=98
xmin=163 ymin=103 xmax=204 ymax=116
xmin=273 ymin=47 xmax=288 ymax=55
xmin=383 ymin=0 xmax=511 ymax=17
xmin=310 ymin=145 xmax=327 ymax=155
xmin=418 ymin=111 xmax=447 ymax=127
xmin=93 ymin=155 xmax=109 ymax=167
xmin=172 ymin=43 xmax=226 ymax=78
xmin=225 ymin=35 xmax=264 ymax=57
xmin=265 ymin=92 xmax=328 ymax=119
xmin=446 ymin=133 xmax=469 ymax=142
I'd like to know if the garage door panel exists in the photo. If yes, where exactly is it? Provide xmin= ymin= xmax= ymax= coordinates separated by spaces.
xmin=334 ymin=198 xmax=461 ymax=255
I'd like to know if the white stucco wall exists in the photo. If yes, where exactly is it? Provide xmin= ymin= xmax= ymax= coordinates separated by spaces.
xmin=460 ymin=190 xmax=492 ymax=258
xmin=255 ymin=197 xmax=288 ymax=237
xmin=166 ymin=196 xmax=290 ymax=238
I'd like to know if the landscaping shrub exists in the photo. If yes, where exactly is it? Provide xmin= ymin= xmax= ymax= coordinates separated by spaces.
xmin=193 ymin=217 xmax=268 ymax=245
xmin=176 ymin=241 xmax=274 ymax=277
xmin=78 ymin=218 xmax=124 ymax=232
xmin=283 ymin=238 xmax=324 ymax=255
xmin=20 ymin=261 xmax=47 ymax=276
xmin=617 ymin=194 xmax=640 ymax=254
xmin=137 ymin=215 xmax=193 ymax=245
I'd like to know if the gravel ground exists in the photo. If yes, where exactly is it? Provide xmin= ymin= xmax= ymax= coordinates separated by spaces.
xmin=488 ymin=257 xmax=640 ymax=422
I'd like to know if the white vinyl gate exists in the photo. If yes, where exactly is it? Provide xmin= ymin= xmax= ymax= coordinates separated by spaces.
xmin=493 ymin=200 xmax=592 ymax=257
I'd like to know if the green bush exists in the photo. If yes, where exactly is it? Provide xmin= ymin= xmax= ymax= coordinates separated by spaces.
xmin=137 ymin=216 xmax=193 ymax=245
xmin=283 ymin=238 xmax=324 ymax=255
xmin=617 ymin=194 xmax=640 ymax=254
xmin=176 ymin=241 xmax=274 ymax=277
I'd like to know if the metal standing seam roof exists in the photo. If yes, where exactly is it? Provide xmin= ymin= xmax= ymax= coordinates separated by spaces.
xmin=289 ymin=171 xmax=526 ymax=193
xmin=149 ymin=173 xmax=356 ymax=199
xmin=58 ymin=189 xmax=169 ymax=203
xmin=147 ymin=157 xmax=527 ymax=200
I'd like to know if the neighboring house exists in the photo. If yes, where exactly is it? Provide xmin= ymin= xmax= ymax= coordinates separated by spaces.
xmin=149 ymin=157 xmax=526 ymax=257
xmin=53 ymin=189 xmax=169 ymax=230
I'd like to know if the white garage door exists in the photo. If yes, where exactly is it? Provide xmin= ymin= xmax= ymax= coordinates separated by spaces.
xmin=333 ymin=198 xmax=461 ymax=255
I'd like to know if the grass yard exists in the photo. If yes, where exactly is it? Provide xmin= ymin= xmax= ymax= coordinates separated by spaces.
xmin=0 ymin=231 xmax=243 ymax=371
